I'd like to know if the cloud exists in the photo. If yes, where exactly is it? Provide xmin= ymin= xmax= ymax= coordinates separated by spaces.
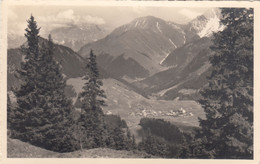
xmin=178 ymin=9 xmax=201 ymax=20
xmin=37 ymin=9 xmax=105 ymax=33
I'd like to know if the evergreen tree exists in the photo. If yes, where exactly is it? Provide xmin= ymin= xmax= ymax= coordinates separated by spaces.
xmin=112 ymin=127 xmax=128 ymax=150
xmin=11 ymin=15 xmax=75 ymax=152
xmin=11 ymin=15 xmax=41 ymax=140
xmin=138 ymin=129 xmax=169 ymax=158
xmin=76 ymin=51 xmax=134 ymax=151
xmin=7 ymin=94 xmax=15 ymax=136
xmin=104 ymin=114 xmax=135 ymax=150
xmin=78 ymin=50 xmax=107 ymax=149
xmin=34 ymin=35 xmax=76 ymax=152
xmin=197 ymin=8 xmax=253 ymax=159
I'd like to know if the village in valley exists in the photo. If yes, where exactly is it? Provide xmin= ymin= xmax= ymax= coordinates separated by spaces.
xmin=106 ymin=107 xmax=193 ymax=118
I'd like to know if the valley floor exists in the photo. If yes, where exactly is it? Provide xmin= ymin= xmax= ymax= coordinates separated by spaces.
xmin=67 ymin=78 xmax=205 ymax=143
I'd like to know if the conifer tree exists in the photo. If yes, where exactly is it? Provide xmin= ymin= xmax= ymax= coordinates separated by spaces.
xmin=7 ymin=94 xmax=15 ymax=135
xmin=11 ymin=15 xmax=41 ymax=140
xmin=138 ymin=129 xmax=169 ymax=157
xmin=197 ymin=8 xmax=253 ymax=159
xmin=11 ymin=15 xmax=75 ymax=152
xmin=112 ymin=127 xmax=128 ymax=150
xmin=34 ymin=35 xmax=75 ymax=152
xmin=79 ymin=50 xmax=107 ymax=149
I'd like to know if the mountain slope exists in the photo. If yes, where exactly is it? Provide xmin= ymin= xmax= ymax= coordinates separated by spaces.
xmin=131 ymin=9 xmax=222 ymax=100
xmin=7 ymin=37 xmax=87 ymax=90
xmin=78 ymin=16 xmax=197 ymax=81
xmin=133 ymin=37 xmax=213 ymax=100
xmin=7 ymin=37 xmax=147 ymax=102
xmin=50 ymin=24 xmax=106 ymax=51
xmin=8 ymin=33 xmax=26 ymax=49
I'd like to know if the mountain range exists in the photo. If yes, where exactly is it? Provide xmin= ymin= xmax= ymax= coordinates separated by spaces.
xmin=78 ymin=8 xmax=221 ymax=83
xmin=78 ymin=16 xmax=198 ymax=80
xmin=7 ymin=8 xmax=223 ymax=101
xmin=7 ymin=24 xmax=106 ymax=51
xmin=50 ymin=24 xmax=107 ymax=51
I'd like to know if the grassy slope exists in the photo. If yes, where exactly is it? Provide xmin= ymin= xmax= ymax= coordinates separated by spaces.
xmin=7 ymin=138 xmax=57 ymax=158
xmin=7 ymin=138 xmax=155 ymax=158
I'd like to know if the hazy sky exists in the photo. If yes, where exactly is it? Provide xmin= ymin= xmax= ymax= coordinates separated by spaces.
xmin=8 ymin=5 xmax=212 ymax=36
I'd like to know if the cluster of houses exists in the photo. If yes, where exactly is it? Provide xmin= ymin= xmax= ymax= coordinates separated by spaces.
xmin=129 ymin=107 xmax=193 ymax=118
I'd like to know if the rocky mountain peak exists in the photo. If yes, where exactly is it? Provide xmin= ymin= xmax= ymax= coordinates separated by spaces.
xmin=187 ymin=8 xmax=224 ymax=38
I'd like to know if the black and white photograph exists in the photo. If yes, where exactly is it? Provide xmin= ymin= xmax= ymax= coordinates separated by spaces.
xmin=1 ymin=1 xmax=256 ymax=161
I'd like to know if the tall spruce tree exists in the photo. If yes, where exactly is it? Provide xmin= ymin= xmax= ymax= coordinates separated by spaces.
xmin=11 ymin=16 xmax=75 ymax=152
xmin=197 ymin=8 xmax=253 ymax=159
xmin=11 ymin=15 xmax=41 ymax=140
xmin=78 ymin=50 xmax=107 ymax=149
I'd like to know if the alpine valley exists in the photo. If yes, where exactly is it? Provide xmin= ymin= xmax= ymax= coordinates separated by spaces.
xmin=7 ymin=8 xmax=223 ymax=141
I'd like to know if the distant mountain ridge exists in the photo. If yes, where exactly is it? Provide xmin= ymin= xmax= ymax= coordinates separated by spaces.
xmin=8 ymin=33 xmax=26 ymax=49
xmin=50 ymin=24 xmax=107 ymax=51
xmin=78 ymin=9 xmax=222 ymax=83
xmin=8 ymin=8 xmax=223 ymax=101
xmin=7 ymin=23 xmax=107 ymax=51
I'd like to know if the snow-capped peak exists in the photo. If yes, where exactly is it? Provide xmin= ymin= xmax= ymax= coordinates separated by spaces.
xmin=198 ymin=12 xmax=224 ymax=37
xmin=189 ymin=8 xmax=224 ymax=38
